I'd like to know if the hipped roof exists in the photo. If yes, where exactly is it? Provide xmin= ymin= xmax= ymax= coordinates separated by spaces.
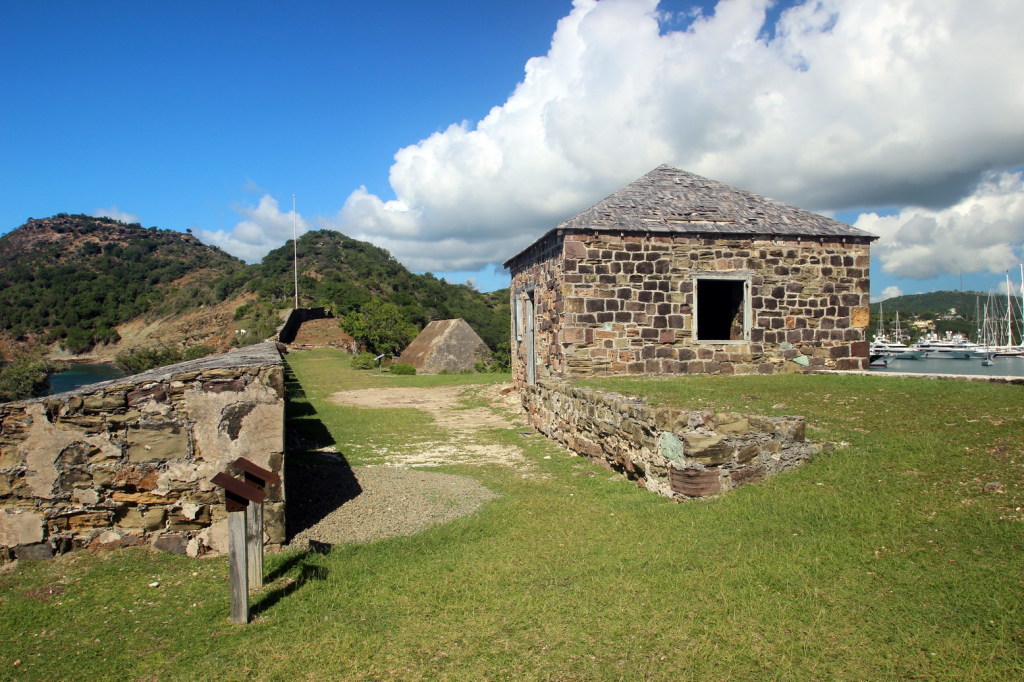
xmin=504 ymin=165 xmax=877 ymax=267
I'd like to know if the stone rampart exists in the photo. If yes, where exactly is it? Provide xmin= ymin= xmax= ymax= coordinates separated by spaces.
xmin=276 ymin=307 xmax=333 ymax=344
xmin=0 ymin=342 xmax=285 ymax=562
xmin=523 ymin=379 xmax=820 ymax=499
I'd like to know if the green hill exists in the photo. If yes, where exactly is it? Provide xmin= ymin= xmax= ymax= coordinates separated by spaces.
xmin=869 ymin=290 xmax=1019 ymax=318
xmin=0 ymin=214 xmax=247 ymax=353
xmin=0 ymin=215 xmax=510 ymax=359
xmin=246 ymin=230 xmax=509 ymax=351
xmin=869 ymin=289 xmax=1023 ymax=340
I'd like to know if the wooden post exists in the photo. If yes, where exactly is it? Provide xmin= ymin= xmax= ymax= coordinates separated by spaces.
xmin=245 ymin=502 xmax=263 ymax=591
xmin=232 ymin=458 xmax=281 ymax=592
xmin=211 ymin=472 xmax=266 ymax=625
xmin=228 ymin=506 xmax=249 ymax=625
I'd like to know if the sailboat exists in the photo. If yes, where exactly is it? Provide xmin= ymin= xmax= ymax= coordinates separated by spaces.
xmin=973 ymin=270 xmax=1024 ymax=358
xmin=871 ymin=305 xmax=924 ymax=361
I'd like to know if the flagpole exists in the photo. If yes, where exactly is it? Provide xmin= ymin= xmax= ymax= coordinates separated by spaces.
xmin=292 ymin=194 xmax=299 ymax=309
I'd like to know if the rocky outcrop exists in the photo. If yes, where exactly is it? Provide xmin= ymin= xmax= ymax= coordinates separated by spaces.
xmin=523 ymin=379 xmax=820 ymax=500
xmin=0 ymin=343 xmax=285 ymax=562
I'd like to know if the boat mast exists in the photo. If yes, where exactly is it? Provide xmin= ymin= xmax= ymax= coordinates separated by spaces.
xmin=1008 ymin=273 xmax=1014 ymax=347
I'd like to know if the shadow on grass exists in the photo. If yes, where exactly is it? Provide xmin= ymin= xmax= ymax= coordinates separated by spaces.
xmin=251 ymin=548 xmax=330 ymax=616
xmin=284 ymin=360 xmax=363 ymax=542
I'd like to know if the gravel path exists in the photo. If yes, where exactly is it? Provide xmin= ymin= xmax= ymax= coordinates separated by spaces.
xmin=286 ymin=463 xmax=497 ymax=548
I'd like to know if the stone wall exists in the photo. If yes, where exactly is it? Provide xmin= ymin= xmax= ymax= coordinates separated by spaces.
xmin=523 ymin=379 xmax=821 ymax=500
xmin=509 ymin=232 xmax=871 ymax=384
xmin=276 ymin=307 xmax=333 ymax=344
xmin=0 ymin=343 xmax=285 ymax=562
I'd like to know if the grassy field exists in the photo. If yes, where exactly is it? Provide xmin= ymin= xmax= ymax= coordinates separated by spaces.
xmin=1 ymin=349 xmax=1022 ymax=680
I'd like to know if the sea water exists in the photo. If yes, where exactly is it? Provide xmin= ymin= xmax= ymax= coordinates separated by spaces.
xmin=47 ymin=363 xmax=126 ymax=395
xmin=871 ymin=354 xmax=1024 ymax=378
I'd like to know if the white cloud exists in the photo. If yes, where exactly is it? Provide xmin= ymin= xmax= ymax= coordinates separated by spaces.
xmin=872 ymin=285 xmax=903 ymax=303
xmin=93 ymin=206 xmax=140 ymax=224
xmin=996 ymin=278 xmax=1022 ymax=296
xmin=196 ymin=194 xmax=310 ymax=263
xmin=855 ymin=171 xmax=1024 ymax=279
xmin=206 ymin=0 xmax=1024 ymax=275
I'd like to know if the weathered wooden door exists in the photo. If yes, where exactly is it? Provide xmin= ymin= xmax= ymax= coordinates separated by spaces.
xmin=525 ymin=292 xmax=536 ymax=385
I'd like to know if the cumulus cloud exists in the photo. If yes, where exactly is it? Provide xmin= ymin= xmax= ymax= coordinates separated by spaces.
xmin=855 ymin=171 xmax=1024 ymax=280
xmin=206 ymin=0 xmax=1024 ymax=275
xmin=93 ymin=206 xmax=140 ymax=224
xmin=871 ymin=285 xmax=903 ymax=303
xmin=197 ymin=195 xmax=310 ymax=263
xmin=337 ymin=0 xmax=1024 ymax=273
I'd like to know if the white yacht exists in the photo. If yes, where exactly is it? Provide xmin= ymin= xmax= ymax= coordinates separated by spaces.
xmin=913 ymin=332 xmax=983 ymax=359
xmin=870 ymin=312 xmax=924 ymax=360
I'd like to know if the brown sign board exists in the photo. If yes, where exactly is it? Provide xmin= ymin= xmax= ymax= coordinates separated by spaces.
xmin=211 ymin=472 xmax=266 ymax=511
xmin=232 ymin=457 xmax=281 ymax=486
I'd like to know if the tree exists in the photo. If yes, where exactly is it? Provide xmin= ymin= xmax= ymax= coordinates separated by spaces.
xmin=341 ymin=298 xmax=418 ymax=355
xmin=0 ymin=354 xmax=53 ymax=402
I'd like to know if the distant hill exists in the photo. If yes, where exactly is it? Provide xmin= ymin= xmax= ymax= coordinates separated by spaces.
xmin=246 ymin=230 xmax=510 ymax=351
xmin=868 ymin=289 xmax=1023 ymax=341
xmin=0 ymin=214 xmax=247 ymax=353
xmin=0 ymin=215 xmax=510 ymax=359
xmin=870 ymin=290 xmax=1022 ymax=319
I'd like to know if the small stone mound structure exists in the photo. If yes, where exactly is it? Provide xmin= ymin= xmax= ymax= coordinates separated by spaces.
xmin=399 ymin=319 xmax=491 ymax=374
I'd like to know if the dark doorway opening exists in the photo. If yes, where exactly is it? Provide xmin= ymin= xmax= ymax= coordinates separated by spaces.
xmin=696 ymin=279 xmax=746 ymax=341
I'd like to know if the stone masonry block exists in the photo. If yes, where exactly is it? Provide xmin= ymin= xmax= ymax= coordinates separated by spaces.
xmin=127 ymin=423 xmax=188 ymax=462
xmin=682 ymin=433 xmax=735 ymax=465
xmin=0 ymin=510 xmax=45 ymax=547
xmin=669 ymin=468 xmax=722 ymax=497
xmin=714 ymin=413 xmax=750 ymax=435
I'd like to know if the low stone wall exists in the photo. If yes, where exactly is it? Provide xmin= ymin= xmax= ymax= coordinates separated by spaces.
xmin=276 ymin=307 xmax=333 ymax=344
xmin=0 ymin=343 xmax=285 ymax=562
xmin=523 ymin=379 xmax=821 ymax=499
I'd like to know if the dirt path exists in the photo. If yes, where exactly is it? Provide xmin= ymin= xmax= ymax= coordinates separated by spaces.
xmin=327 ymin=383 xmax=530 ymax=470
xmin=286 ymin=383 xmax=531 ymax=548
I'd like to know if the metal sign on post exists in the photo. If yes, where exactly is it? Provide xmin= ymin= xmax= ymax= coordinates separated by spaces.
xmin=231 ymin=457 xmax=281 ymax=591
xmin=211 ymin=472 xmax=265 ymax=625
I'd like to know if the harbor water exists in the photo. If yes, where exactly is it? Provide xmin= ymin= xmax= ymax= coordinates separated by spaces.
xmin=47 ymin=363 xmax=126 ymax=395
xmin=871 ymin=354 xmax=1024 ymax=378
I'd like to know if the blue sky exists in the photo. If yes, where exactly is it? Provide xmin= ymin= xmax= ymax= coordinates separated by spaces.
xmin=3 ymin=0 xmax=1023 ymax=298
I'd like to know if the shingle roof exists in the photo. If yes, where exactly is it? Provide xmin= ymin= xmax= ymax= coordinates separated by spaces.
xmin=505 ymin=165 xmax=877 ymax=266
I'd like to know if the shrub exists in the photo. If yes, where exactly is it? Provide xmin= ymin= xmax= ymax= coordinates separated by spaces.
xmin=389 ymin=363 xmax=416 ymax=375
xmin=0 ymin=354 xmax=55 ymax=402
xmin=350 ymin=352 xmax=377 ymax=370
xmin=182 ymin=345 xmax=215 ymax=361
xmin=114 ymin=344 xmax=215 ymax=374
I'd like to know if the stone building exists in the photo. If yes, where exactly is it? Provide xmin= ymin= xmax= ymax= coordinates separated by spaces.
xmin=503 ymin=165 xmax=878 ymax=385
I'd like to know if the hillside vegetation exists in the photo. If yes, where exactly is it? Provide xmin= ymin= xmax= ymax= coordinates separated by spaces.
xmin=871 ymin=290 xmax=1022 ymax=318
xmin=246 ymin=230 xmax=509 ymax=352
xmin=0 ymin=215 xmax=247 ymax=353
xmin=870 ymin=289 xmax=1023 ymax=340
xmin=0 ymin=215 xmax=510 ymax=363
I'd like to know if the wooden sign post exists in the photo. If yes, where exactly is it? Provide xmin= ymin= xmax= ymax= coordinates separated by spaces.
xmin=211 ymin=472 xmax=265 ymax=625
xmin=232 ymin=457 xmax=281 ymax=591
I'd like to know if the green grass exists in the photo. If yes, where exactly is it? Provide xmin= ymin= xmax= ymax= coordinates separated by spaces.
xmin=1 ymin=351 xmax=1022 ymax=680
